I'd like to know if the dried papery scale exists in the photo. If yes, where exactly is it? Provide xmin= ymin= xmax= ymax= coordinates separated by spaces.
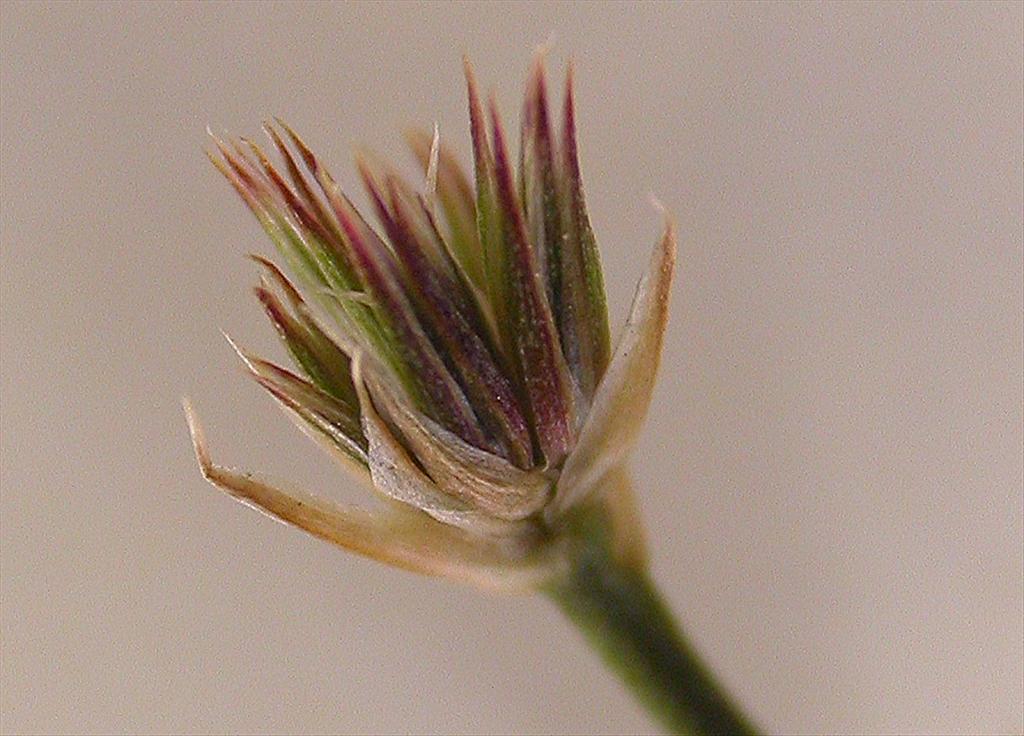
xmin=187 ymin=52 xmax=757 ymax=736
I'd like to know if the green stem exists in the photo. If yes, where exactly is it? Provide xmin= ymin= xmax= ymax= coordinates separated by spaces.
xmin=546 ymin=529 xmax=760 ymax=735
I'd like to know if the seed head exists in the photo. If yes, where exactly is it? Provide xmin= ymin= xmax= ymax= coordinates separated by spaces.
xmin=187 ymin=54 xmax=675 ymax=591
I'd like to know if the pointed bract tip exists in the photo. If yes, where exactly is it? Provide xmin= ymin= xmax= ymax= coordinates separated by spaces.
xmin=353 ymin=147 xmax=390 ymax=186
xmin=528 ymin=43 xmax=551 ymax=88
xmin=647 ymin=195 xmax=678 ymax=256
xmin=647 ymin=192 xmax=665 ymax=213
xmin=262 ymin=121 xmax=289 ymax=153
xmin=183 ymin=398 xmax=213 ymax=478
xmin=248 ymin=254 xmax=305 ymax=308
xmin=246 ymin=252 xmax=273 ymax=268
xmin=221 ymin=331 xmax=258 ymax=373
xmin=563 ymin=59 xmax=577 ymax=117
xmin=205 ymin=125 xmax=229 ymax=147
xmin=463 ymin=56 xmax=485 ymax=111
xmin=425 ymin=123 xmax=440 ymax=199
xmin=274 ymin=118 xmax=319 ymax=172
xmin=534 ymin=33 xmax=556 ymax=61
xmin=260 ymin=119 xmax=277 ymax=138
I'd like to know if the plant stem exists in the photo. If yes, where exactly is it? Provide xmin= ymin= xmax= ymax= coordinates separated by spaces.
xmin=546 ymin=529 xmax=760 ymax=735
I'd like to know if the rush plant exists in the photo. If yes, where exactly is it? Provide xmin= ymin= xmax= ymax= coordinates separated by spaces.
xmin=187 ymin=54 xmax=758 ymax=736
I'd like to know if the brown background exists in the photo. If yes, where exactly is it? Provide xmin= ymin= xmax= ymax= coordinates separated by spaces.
xmin=2 ymin=2 xmax=1021 ymax=734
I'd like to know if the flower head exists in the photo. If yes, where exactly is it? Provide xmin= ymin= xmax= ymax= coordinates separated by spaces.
xmin=187 ymin=55 xmax=675 ymax=591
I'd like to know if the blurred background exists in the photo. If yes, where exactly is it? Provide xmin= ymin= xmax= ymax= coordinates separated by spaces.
xmin=1 ymin=2 xmax=1021 ymax=734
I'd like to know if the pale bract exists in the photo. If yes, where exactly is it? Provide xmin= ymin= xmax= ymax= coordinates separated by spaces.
xmin=188 ymin=55 xmax=676 ymax=592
